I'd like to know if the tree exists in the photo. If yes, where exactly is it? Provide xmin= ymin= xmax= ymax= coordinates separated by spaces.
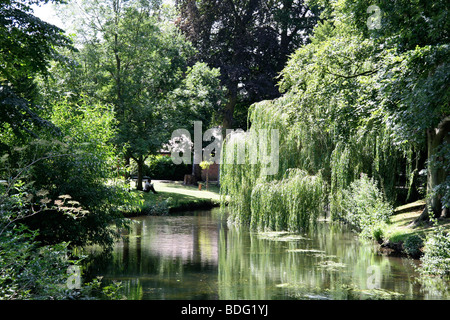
xmin=0 ymin=0 xmax=73 ymax=149
xmin=281 ymin=0 xmax=450 ymax=220
xmin=344 ymin=0 xmax=450 ymax=220
xmin=219 ymin=0 xmax=450 ymax=230
xmin=379 ymin=44 xmax=450 ymax=221
xmin=55 ymin=0 xmax=224 ymax=190
xmin=0 ymin=0 xmax=73 ymax=91
xmin=175 ymin=0 xmax=320 ymax=129
xmin=280 ymin=0 xmax=450 ymax=221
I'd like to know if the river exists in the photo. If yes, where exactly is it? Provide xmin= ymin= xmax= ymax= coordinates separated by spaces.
xmin=84 ymin=208 xmax=450 ymax=300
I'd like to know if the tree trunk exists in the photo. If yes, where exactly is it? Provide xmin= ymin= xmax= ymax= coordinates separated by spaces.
xmin=193 ymin=148 xmax=202 ymax=180
xmin=413 ymin=117 xmax=450 ymax=225
xmin=136 ymin=156 xmax=144 ymax=191
xmin=222 ymin=85 xmax=237 ymax=130
xmin=406 ymin=148 xmax=426 ymax=203
xmin=124 ymin=156 xmax=131 ymax=178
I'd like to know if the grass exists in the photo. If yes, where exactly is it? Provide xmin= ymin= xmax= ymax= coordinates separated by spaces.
xmin=377 ymin=199 xmax=450 ymax=257
xmin=125 ymin=180 xmax=221 ymax=216
xmin=386 ymin=200 xmax=450 ymax=241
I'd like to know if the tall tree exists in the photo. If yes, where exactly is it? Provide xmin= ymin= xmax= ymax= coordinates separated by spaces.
xmin=219 ymin=0 xmax=450 ymax=229
xmin=175 ymin=0 xmax=320 ymax=129
xmin=289 ymin=0 xmax=450 ymax=220
xmin=0 ymin=0 xmax=72 ymax=147
xmin=56 ymin=0 xmax=223 ymax=190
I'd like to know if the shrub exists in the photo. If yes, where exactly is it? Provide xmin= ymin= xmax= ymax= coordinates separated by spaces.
xmin=403 ymin=234 xmax=424 ymax=258
xmin=140 ymin=197 xmax=170 ymax=216
xmin=147 ymin=155 xmax=186 ymax=180
xmin=0 ymin=226 xmax=71 ymax=300
xmin=0 ymin=101 xmax=137 ymax=247
xmin=340 ymin=174 xmax=393 ymax=239
xmin=128 ymin=155 xmax=191 ymax=181
xmin=371 ymin=223 xmax=388 ymax=243
xmin=0 ymin=181 xmax=123 ymax=299
xmin=420 ymin=226 xmax=450 ymax=277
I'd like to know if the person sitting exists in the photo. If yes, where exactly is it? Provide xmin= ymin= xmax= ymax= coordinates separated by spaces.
xmin=143 ymin=179 xmax=157 ymax=194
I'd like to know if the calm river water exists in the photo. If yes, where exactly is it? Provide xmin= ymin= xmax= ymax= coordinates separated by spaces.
xmin=85 ymin=208 xmax=450 ymax=300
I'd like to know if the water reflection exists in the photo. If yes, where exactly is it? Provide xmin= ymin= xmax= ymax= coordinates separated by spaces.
xmin=218 ymin=224 xmax=420 ymax=300
xmin=85 ymin=208 xmax=450 ymax=300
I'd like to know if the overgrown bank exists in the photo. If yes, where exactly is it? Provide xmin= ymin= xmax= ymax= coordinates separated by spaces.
xmin=379 ymin=200 xmax=450 ymax=259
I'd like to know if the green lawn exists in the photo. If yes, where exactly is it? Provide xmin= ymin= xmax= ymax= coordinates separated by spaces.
xmin=385 ymin=199 xmax=450 ymax=243
xmin=126 ymin=180 xmax=222 ymax=216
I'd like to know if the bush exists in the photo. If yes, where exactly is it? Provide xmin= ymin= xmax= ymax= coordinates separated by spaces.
xmin=139 ymin=197 xmax=170 ymax=216
xmin=420 ymin=226 xmax=450 ymax=277
xmin=0 ymin=226 xmax=71 ymax=300
xmin=371 ymin=223 xmax=388 ymax=243
xmin=403 ymin=234 xmax=424 ymax=258
xmin=340 ymin=174 xmax=393 ymax=239
xmin=0 ymin=181 xmax=123 ymax=299
xmin=1 ymin=100 xmax=138 ymax=247
xmin=9 ymin=146 xmax=133 ymax=247
xmin=130 ymin=155 xmax=191 ymax=181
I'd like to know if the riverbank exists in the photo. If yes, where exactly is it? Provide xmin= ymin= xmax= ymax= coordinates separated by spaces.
xmin=123 ymin=180 xmax=222 ymax=217
xmin=378 ymin=200 xmax=450 ymax=258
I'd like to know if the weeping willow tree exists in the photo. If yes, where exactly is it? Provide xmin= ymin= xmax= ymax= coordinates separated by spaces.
xmin=250 ymin=169 xmax=324 ymax=232
xmin=329 ymin=126 xmax=408 ymax=221
xmin=219 ymin=0 xmax=437 ymax=232
xmin=220 ymin=91 xmax=332 ymax=231
xmin=221 ymin=0 xmax=450 ymax=230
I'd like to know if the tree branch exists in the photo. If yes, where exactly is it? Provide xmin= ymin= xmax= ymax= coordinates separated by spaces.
xmin=324 ymin=67 xmax=379 ymax=79
xmin=9 ymin=153 xmax=73 ymax=192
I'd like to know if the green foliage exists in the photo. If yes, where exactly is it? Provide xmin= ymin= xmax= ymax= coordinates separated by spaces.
xmin=338 ymin=174 xmax=393 ymax=239
xmin=0 ymin=180 xmax=122 ymax=299
xmin=0 ymin=225 xmax=70 ymax=300
xmin=1 ymin=99 xmax=136 ymax=247
xmin=0 ymin=0 xmax=73 ymax=148
xmin=0 ymin=0 xmax=73 ymax=86
xmin=220 ymin=0 xmax=450 ymax=233
xmin=139 ymin=197 xmax=170 ymax=216
xmin=420 ymin=226 xmax=450 ymax=277
xmin=168 ymin=62 xmax=225 ymax=128
xmin=53 ymin=0 xmax=224 ymax=189
xmin=0 ymin=85 xmax=60 ymax=150
xmin=220 ymin=95 xmax=327 ymax=230
xmin=404 ymin=234 xmax=424 ymax=258
xmin=176 ymin=0 xmax=320 ymax=128
xmin=371 ymin=224 xmax=386 ymax=243
xmin=250 ymin=169 xmax=324 ymax=232
xmin=430 ymin=140 xmax=450 ymax=210
xmin=128 ymin=155 xmax=191 ymax=181
xmin=329 ymin=128 xmax=405 ymax=219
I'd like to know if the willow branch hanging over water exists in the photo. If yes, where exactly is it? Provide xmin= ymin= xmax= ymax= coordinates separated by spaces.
xmin=220 ymin=94 xmax=329 ymax=232
xmin=250 ymin=169 xmax=324 ymax=232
